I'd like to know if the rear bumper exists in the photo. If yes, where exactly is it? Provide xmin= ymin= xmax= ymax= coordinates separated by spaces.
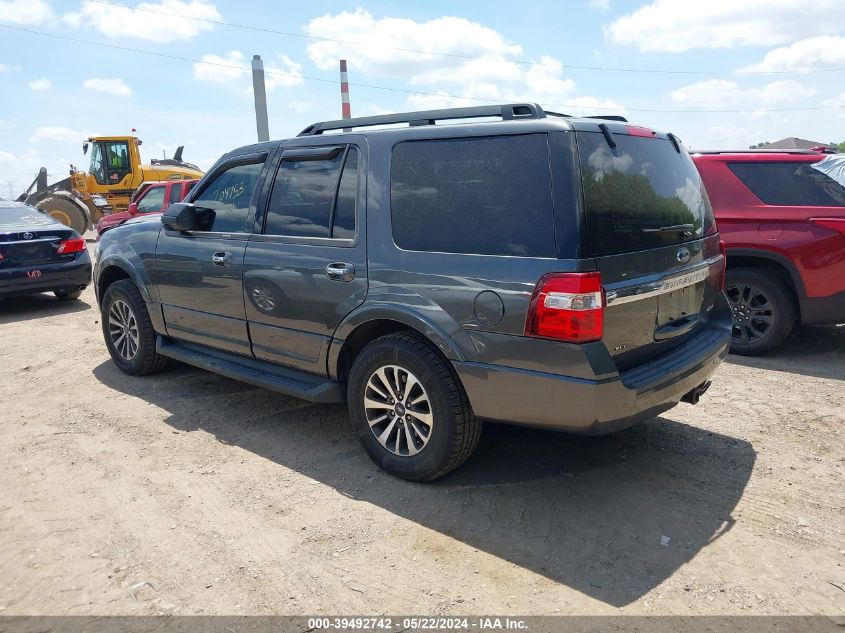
xmin=800 ymin=290 xmax=845 ymax=325
xmin=0 ymin=253 xmax=91 ymax=297
xmin=453 ymin=316 xmax=731 ymax=435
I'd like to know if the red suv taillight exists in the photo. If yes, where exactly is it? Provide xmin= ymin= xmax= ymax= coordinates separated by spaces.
xmin=56 ymin=237 xmax=86 ymax=254
xmin=810 ymin=218 xmax=845 ymax=237
xmin=718 ymin=240 xmax=727 ymax=290
xmin=525 ymin=272 xmax=604 ymax=343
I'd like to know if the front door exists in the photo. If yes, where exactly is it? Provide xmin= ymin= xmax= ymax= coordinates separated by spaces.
xmin=155 ymin=153 xmax=270 ymax=356
xmin=243 ymin=143 xmax=367 ymax=374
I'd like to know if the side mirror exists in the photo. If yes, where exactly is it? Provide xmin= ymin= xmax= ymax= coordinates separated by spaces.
xmin=127 ymin=202 xmax=139 ymax=215
xmin=161 ymin=202 xmax=214 ymax=232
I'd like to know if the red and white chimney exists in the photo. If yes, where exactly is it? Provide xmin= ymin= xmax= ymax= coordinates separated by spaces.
xmin=340 ymin=59 xmax=351 ymax=121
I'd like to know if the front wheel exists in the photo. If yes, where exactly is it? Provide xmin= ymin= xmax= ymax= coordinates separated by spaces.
xmin=725 ymin=268 xmax=796 ymax=356
xmin=347 ymin=332 xmax=481 ymax=481
xmin=101 ymin=280 xmax=169 ymax=375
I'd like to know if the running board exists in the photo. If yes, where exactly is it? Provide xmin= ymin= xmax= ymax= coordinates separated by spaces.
xmin=156 ymin=336 xmax=346 ymax=403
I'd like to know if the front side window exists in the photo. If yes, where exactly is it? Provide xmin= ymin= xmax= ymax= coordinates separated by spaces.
xmin=89 ymin=144 xmax=106 ymax=185
xmin=192 ymin=161 xmax=264 ymax=233
xmin=390 ymin=135 xmax=556 ymax=257
xmin=728 ymin=161 xmax=845 ymax=207
xmin=137 ymin=186 xmax=166 ymax=213
xmin=264 ymin=146 xmax=359 ymax=238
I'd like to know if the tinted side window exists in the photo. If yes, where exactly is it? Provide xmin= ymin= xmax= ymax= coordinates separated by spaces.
xmin=728 ymin=162 xmax=845 ymax=207
xmin=137 ymin=186 xmax=165 ymax=213
xmin=168 ymin=183 xmax=183 ymax=204
xmin=193 ymin=161 xmax=264 ymax=232
xmin=265 ymin=147 xmax=358 ymax=238
xmin=391 ymin=135 xmax=555 ymax=257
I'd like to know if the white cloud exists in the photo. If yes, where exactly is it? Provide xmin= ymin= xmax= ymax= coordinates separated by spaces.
xmin=307 ymin=9 xmax=523 ymax=79
xmin=65 ymin=0 xmax=221 ymax=43
xmin=307 ymin=10 xmax=621 ymax=117
xmin=738 ymin=36 xmax=845 ymax=73
xmin=193 ymin=51 xmax=247 ymax=83
xmin=28 ymin=78 xmax=51 ymax=91
xmin=606 ymin=0 xmax=843 ymax=53
xmin=0 ymin=0 xmax=53 ymax=25
xmin=669 ymin=79 xmax=817 ymax=111
xmin=588 ymin=0 xmax=610 ymax=11
xmin=30 ymin=127 xmax=90 ymax=144
xmin=264 ymin=55 xmax=304 ymax=91
xmin=83 ymin=77 xmax=132 ymax=97
xmin=0 ymin=63 xmax=22 ymax=73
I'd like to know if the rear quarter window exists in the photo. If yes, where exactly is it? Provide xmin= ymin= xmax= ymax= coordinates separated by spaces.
xmin=728 ymin=161 xmax=845 ymax=206
xmin=390 ymin=134 xmax=556 ymax=257
xmin=577 ymin=131 xmax=714 ymax=256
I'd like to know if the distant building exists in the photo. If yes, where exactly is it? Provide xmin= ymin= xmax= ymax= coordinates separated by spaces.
xmin=755 ymin=137 xmax=836 ymax=151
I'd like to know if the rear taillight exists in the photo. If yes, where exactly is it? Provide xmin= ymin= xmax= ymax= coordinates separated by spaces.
xmin=525 ymin=272 xmax=604 ymax=343
xmin=56 ymin=237 xmax=86 ymax=254
xmin=810 ymin=218 xmax=845 ymax=236
xmin=718 ymin=240 xmax=727 ymax=291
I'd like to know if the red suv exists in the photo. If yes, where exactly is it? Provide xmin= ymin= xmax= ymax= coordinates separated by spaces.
xmin=95 ymin=179 xmax=198 ymax=237
xmin=693 ymin=150 xmax=845 ymax=354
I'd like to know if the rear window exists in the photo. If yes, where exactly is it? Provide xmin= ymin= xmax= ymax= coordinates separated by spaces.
xmin=728 ymin=162 xmax=845 ymax=207
xmin=0 ymin=206 xmax=54 ymax=228
xmin=391 ymin=135 xmax=556 ymax=257
xmin=577 ymin=131 xmax=715 ymax=256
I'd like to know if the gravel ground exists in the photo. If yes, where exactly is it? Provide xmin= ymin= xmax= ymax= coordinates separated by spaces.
xmin=0 ymin=275 xmax=842 ymax=617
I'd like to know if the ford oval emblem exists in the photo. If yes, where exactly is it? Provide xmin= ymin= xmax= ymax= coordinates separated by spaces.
xmin=676 ymin=247 xmax=691 ymax=264
xmin=22 ymin=232 xmax=35 ymax=240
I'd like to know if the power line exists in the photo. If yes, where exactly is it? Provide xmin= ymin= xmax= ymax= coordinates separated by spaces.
xmin=87 ymin=0 xmax=845 ymax=77
xmin=2 ymin=24 xmax=843 ymax=114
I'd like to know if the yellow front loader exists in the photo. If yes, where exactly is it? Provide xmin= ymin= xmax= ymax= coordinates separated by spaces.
xmin=19 ymin=135 xmax=204 ymax=233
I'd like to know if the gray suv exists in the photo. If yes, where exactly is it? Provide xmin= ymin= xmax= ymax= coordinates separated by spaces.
xmin=95 ymin=104 xmax=731 ymax=480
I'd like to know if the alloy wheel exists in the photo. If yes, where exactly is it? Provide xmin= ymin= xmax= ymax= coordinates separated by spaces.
xmin=364 ymin=364 xmax=434 ymax=457
xmin=108 ymin=299 xmax=140 ymax=360
xmin=726 ymin=282 xmax=776 ymax=345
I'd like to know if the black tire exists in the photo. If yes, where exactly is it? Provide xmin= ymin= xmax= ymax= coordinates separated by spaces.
xmin=347 ymin=332 xmax=481 ymax=481
xmin=101 ymin=280 xmax=169 ymax=376
xmin=54 ymin=289 xmax=82 ymax=301
xmin=725 ymin=268 xmax=796 ymax=356
xmin=37 ymin=196 xmax=89 ymax=234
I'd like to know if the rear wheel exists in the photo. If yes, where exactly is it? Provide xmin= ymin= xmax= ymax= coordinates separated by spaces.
xmin=347 ymin=332 xmax=481 ymax=481
xmin=101 ymin=280 xmax=169 ymax=376
xmin=725 ymin=268 xmax=795 ymax=356
xmin=37 ymin=196 xmax=89 ymax=234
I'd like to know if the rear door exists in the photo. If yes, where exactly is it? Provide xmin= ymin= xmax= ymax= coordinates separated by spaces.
xmin=575 ymin=128 xmax=723 ymax=370
xmin=154 ymin=153 xmax=269 ymax=356
xmin=243 ymin=143 xmax=367 ymax=375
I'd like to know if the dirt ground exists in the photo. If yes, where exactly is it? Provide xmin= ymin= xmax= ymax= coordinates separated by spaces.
xmin=0 ymin=266 xmax=843 ymax=617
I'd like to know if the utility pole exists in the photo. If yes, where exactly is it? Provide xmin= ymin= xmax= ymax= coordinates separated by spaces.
xmin=252 ymin=54 xmax=270 ymax=142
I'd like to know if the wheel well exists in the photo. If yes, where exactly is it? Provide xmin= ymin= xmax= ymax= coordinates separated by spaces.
xmin=726 ymin=255 xmax=800 ymax=314
xmin=336 ymin=319 xmax=424 ymax=381
xmin=97 ymin=266 xmax=131 ymax=304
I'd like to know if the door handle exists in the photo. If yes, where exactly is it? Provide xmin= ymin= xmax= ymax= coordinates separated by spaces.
xmin=212 ymin=252 xmax=233 ymax=267
xmin=325 ymin=262 xmax=355 ymax=282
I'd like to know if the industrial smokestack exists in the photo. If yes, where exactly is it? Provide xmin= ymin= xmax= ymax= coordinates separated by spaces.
xmin=252 ymin=54 xmax=270 ymax=142
xmin=340 ymin=59 xmax=351 ymax=131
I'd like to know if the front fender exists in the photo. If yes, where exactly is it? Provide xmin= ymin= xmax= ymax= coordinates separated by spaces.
xmin=94 ymin=222 xmax=161 ymax=305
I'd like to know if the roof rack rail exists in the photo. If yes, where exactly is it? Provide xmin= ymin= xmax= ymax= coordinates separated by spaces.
xmin=583 ymin=114 xmax=628 ymax=122
xmin=298 ymin=103 xmax=547 ymax=136
xmin=693 ymin=149 xmax=823 ymax=155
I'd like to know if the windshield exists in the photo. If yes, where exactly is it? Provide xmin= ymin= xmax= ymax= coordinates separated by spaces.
xmin=577 ymin=131 xmax=715 ymax=256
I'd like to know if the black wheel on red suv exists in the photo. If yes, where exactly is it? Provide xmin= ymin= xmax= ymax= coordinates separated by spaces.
xmin=725 ymin=268 xmax=796 ymax=356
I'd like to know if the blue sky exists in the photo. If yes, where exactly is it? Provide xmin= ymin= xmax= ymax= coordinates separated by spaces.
xmin=1 ymin=0 xmax=844 ymax=198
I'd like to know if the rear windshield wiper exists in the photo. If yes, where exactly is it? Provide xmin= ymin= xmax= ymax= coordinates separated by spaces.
xmin=641 ymin=224 xmax=695 ymax=238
